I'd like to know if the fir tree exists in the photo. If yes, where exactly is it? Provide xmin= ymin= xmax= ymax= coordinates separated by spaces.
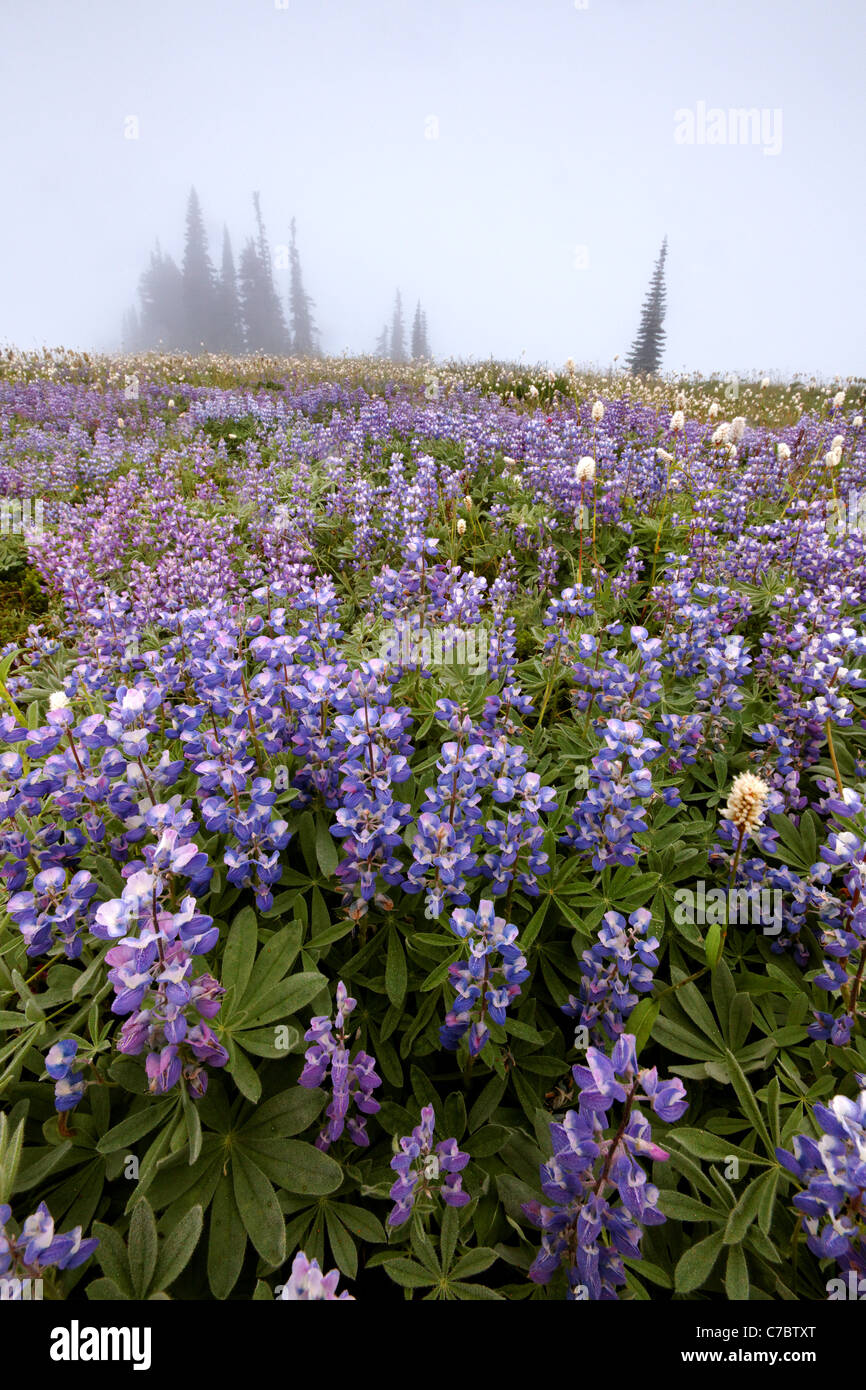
xmin=250 ymin=193 xmax=291 ymax=355
xmin=411 ymin=300 xmax=433 ymax=360
xmin=374 ymin=322 xmax=389 ymax=356
xmin=390 ymin=290 xmax=407 ymax=363
xmin=287 ymin=218 xmax=319 ymax=356
xmin=181 ymin=187 xmax=217 ymax=351
xmin=215 ymin=227 xmax=243 ymax=354
xmin=626 ymin=237 xmax=668 ymax=375
xmin=138 ymin=244 xmax=185 ymax=349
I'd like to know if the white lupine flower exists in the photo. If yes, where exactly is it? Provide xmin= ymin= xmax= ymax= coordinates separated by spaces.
xmin=722 ymin=773 xmax=771 ymax=836
xmin=574 ymin=457 xmax=596 ymax=482
xmin=591 ymin=400 xmax=605 ymax=423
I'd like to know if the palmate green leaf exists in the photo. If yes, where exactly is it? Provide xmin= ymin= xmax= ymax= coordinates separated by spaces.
xmin=232 ymin=1147 xmax=286 ymax=1266
xmin=450 ymin=1247 xmax=498 ymax=1280
xmin=151 ymin=1205 xmax=203 ymax=1293
xmin=128 ymin=1199 xmax=159 ymax=1298
xmin=381 ymin=1257 xmax=438 ymax=1289
xmin=725 ymin=1243 xmax=750 ymax=1299
xmin=221 ymin=906 xmax=259 ymax=1004
xmin=240 ymin=1086 xmax=327 ymax=1141
xmin=208 ymin=1176 xmax=247 ymax=1299
xmin=724 ymin=1171 xmax=774 ymax=1244
xmin=325 ymin=1207 xmax=357 ymax=1279
xmin=386 ymin=925 xmax=408 ymax=1007
xmin=675 ymin=1230 xmax=726 ymax=1293
xmin=92 ymin=1220 xmax=135 ymax=1298
xmin=724 ymin=1048 xmax=775 ymax=1156
xmin=95 ymin=1096 xmax=179 ymax=1156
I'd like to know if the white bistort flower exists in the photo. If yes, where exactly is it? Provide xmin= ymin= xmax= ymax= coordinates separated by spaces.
xmin=574 ymin=457 xmax=596 ymax=482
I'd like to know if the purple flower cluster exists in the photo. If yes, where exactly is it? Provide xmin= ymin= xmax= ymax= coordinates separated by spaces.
xmin=777 ymin=1085 xmax=866 ymax=1276
xmin=439 ymin=899 xmax=530 ymax=1055
xmin=44 ymin=1038 xmax=87 ymax=1113
xmin=388 ymin=1105 xmax=470 ymax=1227
xmin=277 ymin=1250 xmax=355 ymax=1300
xmin=523 ymin=1035 xmax=688 ymax=1299
xmin=561 ymin=717 xmax=673 ymax=870
xmin=562 ymin=907 xmax=659 ymax=1046
xmin=298 ymin=980 xmax=382 ymax=1150
xmin=96 ymin=870 xmax=228 ymax=1097
xmin=0 ymin=1201 xmax=98 ymax=1292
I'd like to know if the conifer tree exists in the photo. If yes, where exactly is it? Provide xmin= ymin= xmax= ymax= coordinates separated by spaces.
xmin=411 ymin=300 xmax=424 ymax=358
xmin=287 ymin=218 xmax=319 ymax=356
xmin=390 ymin=290 xmax=407 ymax=363
xmin=138 ymin=244 xmax=185 ymax=349
xmin=626 ymin=237 xmax=668 ymax=375
xmin=250 ymin=193 xmax=291 ymax=355
xmin=374 ymin=323 xmax=389 ymax=356
xmin=181 ymin=187 xmax=217 ymax=351
xmin=215 ymin=227 xmax=243 ymax=354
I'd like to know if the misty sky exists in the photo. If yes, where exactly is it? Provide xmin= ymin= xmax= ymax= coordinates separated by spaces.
xmin=1 ymin=0 xmax=863 ymax=376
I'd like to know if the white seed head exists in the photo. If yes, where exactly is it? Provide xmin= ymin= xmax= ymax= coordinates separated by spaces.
xmin=722 ymin=772 xmax=771 ymax=835
xmin=729 ymin=417 xmax=747 ymax=443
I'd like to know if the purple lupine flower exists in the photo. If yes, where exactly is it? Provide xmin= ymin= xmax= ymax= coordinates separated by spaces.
xmin=776 ymin=1083 xmax=866 ymax=1276
xmin=298 ymin=981 xmax=382 ymax=1150
xmin=562 ymin=907 xmax=659 ymax=1046
xmin=523 ymin=1035 xmax=687 ymax=1299
xmin=0 ymin=1201 xmax=98 ymax=1295
xmin=388 ymin=1105 xmax=470 ymax=1227
xmin=44 ymin=1039 xmax=87 ymax=1113
xmin=439 ymin=899 xmax=529 ymax=1056
xmin=277 ymin=1250 xmax=355 ymax=1300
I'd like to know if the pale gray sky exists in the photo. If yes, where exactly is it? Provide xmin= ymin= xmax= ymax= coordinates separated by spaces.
xmin=0 ymin=0 xmax=862 ymax=376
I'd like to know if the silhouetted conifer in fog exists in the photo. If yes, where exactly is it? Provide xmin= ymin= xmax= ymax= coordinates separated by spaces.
xmin=411 ymin=300 xmax=432 ymax=359
xmin=181 ymin=187 xmax=217 ymax=352
xmin=287 ymin=218 xmax=319 ymax=356
xmin=626 ymin=237 xmax=668 ymax=375
xmin=390 ymin=290 xmax=407 ymax=363
xmin=374 ymin=322 xmax=389 ymax=356
xmin=138 ymin=244 xmax=185 ymax=350
xmin=216 ymin=227 xmax=244 ymax=354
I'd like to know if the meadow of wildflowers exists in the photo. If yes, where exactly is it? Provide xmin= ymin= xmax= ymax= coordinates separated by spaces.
xmin=2 ymin=347 xmax=866 ymax=1304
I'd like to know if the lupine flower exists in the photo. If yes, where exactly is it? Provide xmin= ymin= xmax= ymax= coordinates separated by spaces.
xmin=777 ymin=1084 xmax=866 ymax=1276
xmin=298 ymin=981 xmax=382 ymax=1149
xmin=0 ymin=1201 xmax=98 ymax=1294
xmin=563 ymin=907 xmax=659 ymax=1046
xmin=522 ymin=1035 xmax=687 ymax=1299
xmin=44 ymin=1039 xmax=87 ymax=1113
xmin=388 ymin=1105 xmax=470 ymax=1226
xmin=277 ymin=1251 xmax=354 ymax=1300
xmin=439 ymin=900 xmax=529 ymax=1055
